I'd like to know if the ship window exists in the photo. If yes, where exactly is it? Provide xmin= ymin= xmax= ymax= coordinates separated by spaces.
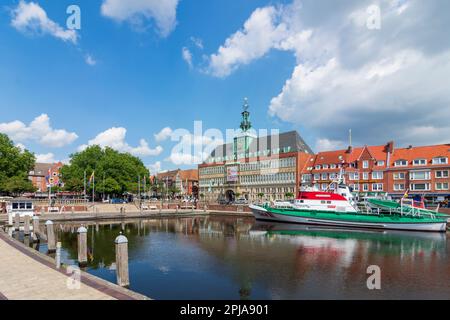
xmin=327 ymin=201 xmax=331 ymax=204
xmin=321 ymin=200 xmax=326 ymax=204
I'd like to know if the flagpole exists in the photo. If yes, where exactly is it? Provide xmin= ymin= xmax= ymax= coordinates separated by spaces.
xmin=92 ymin=172 xmax=95 ymax=205
xmin=84 ymin=170 xmax=86 ymax=201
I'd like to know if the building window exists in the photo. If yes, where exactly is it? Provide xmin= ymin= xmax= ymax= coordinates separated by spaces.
xmin=321 ymin=173 xmax=328 ymax=180
xmin=362 ymin=172 xmax=369 ymax=180
xmin=351 ymin=184 xmax=359 ymax=191
xmin=372 ymin=171 xmax=383 ymax=180
xmin=394 ymin=160 xmax=408 ymax=167
xmin=329 ymin=173 xmax=337 ymax=180
xmin=302 ymin=174 xmax=312 ymax=182
xmin=330 ymin=164 xmax=336 ymax=169
xmin=323 ymin=164 xmax=329 ymax=169
xmin=362 ymin=184 xmax=369 ymax=191
xmin=436 ymin=183 xmax=449 ymax=190
xmin=372 ymin=183 xmax=383 ymax=191
xmin=377 ymin=161 xmax=385 ymax=166
xmin=410 ymin=171 xmax=431 ymax=180
xmin=436 ymin=170 xmax=449 ymax=178
xmin=321 ymin=184 xmax=328 ymax=191
xmin=349 ymin=172 xmax=359 ymax=180
xmin=315 ymin=165 xmax=321 ymax=170
xmin=432 ymin=157 xmax=448 ymax=165
xmin=314 ymin=174 xmax=320 ymax=181
xmin=410 ymin=183 xmax=430 ymax=191
xmin=394 ymin=184 xmax=405 ymax=191
xmin=413 ymin=159 xmax=427 ymax=166
xmin=393 ymin=172 xmax=406 ymax=180
xmin=362 ymin=160 xmax=369 ymax=169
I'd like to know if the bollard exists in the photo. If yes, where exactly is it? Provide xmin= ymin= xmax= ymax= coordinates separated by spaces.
xmin=45 ymin=220 xmax=56 ymax=253
xmin=115 ymin=234 xmax=129 ymax=287
xmin=55 ymin=242 xmax=61 ymax=269
xmin=24 ymin=215 xmax=31 ymax=235
xmin=32 ymin=216 xmax=40 ymax=242
xmin=7 ymin=211 xmax=13 ymax=227
xmin=77 ymin=226 xmax=88 ymax=267
xmin=14 ymin=213 xmax=20 ymax=231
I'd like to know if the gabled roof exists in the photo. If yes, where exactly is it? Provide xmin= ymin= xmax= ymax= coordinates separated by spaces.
xmin=391 ymin=144 xmax=450 ymax=166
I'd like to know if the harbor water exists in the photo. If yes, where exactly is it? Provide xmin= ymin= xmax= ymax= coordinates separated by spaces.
xmin=36 ymin=216 xmax=450 ymax=299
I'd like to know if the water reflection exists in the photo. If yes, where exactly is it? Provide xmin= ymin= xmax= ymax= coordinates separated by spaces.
xmin=33 ymin=217 xmax=450 ymax=299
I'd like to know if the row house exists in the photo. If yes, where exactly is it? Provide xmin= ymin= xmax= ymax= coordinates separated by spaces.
xmin=300 ymin=143 xmax=391 ymax=196
xmin=300 ymin=142 xmax=450 ymax=202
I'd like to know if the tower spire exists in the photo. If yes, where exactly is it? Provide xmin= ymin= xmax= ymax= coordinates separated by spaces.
xmin=240 ymin=98 xmax=252 ymax=132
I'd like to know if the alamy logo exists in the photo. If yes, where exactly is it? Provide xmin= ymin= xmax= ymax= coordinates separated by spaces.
xmin=366 ymin=5 xmax=381 ymax=30
xmin=66 ymin=5 xmax=81 ymax=30
xmin=366 ymin=265 xmax=381 ymax=290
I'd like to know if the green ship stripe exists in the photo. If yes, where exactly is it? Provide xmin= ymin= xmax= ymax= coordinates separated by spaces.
xmin=264 ymin=207 xmax=447 ymax=225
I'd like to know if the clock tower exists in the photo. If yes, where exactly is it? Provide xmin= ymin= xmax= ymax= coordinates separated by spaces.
xmin=234 ymin=98 xmax=255 ymax=161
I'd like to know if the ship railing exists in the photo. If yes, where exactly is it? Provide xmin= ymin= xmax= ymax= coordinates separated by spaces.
xmin=398 ymin=199 xmax=436 ymax=219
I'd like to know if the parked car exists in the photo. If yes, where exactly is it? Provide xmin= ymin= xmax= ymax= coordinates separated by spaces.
xmin=234 ymin=198 xmax=248 ymax=205
xmin=111 ymin=198 xmax=127 ymax=204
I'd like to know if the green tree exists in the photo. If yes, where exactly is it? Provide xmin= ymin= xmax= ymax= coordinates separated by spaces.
xmin=0 ymin=134 xmax=36 ymax=195
xmin=60 ymin=146 xmax=149 ymax=197
xmin=284 ymin=192 xmax=294 ymax=199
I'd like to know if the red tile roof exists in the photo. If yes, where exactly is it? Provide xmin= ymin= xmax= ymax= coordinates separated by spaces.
xmin=391 ymin=144 xmax=450 ymax=167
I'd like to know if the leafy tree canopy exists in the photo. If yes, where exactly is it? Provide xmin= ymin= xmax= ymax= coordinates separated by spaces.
xmin=60 ymin=146 xmax=149 ymax=196
xmin=0 ymin=133 xmax=36 ymax=195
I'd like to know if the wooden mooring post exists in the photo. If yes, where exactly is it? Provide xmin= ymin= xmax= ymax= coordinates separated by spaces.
xmin=115 ymin=234 xmax=129 ymax=287
xmin=77 ymin=226 xmax=88 ymax=267
xmin=45 ymin=220 xmax=56 ymax=253
xmin=55 ymin=242 xmax=62 ymax=269
xmin=7 ymin=211 xmax=13 ymax=227
xmin=32 ymin=216 xmax=40 ymax=242
xmin=24 ymin=215 xmax=31 ymax=235
xmin=14 ymin=213 xmax=20 ymax=231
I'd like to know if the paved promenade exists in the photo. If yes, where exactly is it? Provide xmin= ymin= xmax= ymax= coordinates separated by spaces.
xmin=0 ymin=232 xmax=147 ymax=300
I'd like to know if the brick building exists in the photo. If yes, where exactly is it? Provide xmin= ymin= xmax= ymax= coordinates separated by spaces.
xmin=28 ymin=162 xmax=63 ymax=193
xmin=198 ymin=99 xmax=313 ymax=202
xmin=156 ymin=169 xmax=199 ymax=197
xmin=301 ymin=142 xmax=450 ymax=203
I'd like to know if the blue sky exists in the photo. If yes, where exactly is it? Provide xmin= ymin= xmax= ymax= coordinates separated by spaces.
xmin=1 ymin=0 xmax=449 ymax=173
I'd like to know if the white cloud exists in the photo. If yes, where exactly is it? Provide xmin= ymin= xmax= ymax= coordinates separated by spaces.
xmin=0 ymin=114 xmax=78 ymax=148
xmin=167 ymin=133 xmax=223 ymax=166
xmin=15 ymin=143 xmax=26 ymax=152
xmin=182 ymin=47 xmax=193 ymax=68
xmin=315 ymin=139 xmax=347 ymax=152
xmin=81 ymin=127 xmax=163 ymax=157
xmin=190 ymin=37 xmax=203 ymax=49
xmin=11 ymin=1 xmax=78 ymax=43
xmin=36 ymin=153 xmax=56 ymax=163
xmin=207 ymin=6 xmax=288 ymax=77
xmin=101 ymin=0 xmax=179 ymax=37
xmin=208 ymin=0 xmax=450 ymax=146
xmin=147 ymin=161 xmax=162 ymax=174
xmin=154 ymin=127 xmax=173 ymax=142
xmin=85 ymin=54 xmax=97 ymax=66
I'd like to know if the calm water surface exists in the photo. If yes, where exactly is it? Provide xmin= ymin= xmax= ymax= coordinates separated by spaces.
xmin=36 ymin=216 xmax=450 ymax=299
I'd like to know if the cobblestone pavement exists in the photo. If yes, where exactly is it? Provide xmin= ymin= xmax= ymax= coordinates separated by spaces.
xmin=0 ymin=236 xmax=115 ymax=300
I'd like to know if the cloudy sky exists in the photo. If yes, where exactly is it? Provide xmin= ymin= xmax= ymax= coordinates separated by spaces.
xmin=1 ymin=0 xmax=449 ymax=173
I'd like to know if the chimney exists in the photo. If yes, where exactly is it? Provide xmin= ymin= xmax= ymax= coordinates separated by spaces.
xmin=385 ymin=141 xmax=394 ymax=153
xmin=346 ymin=146 xmax=353 ymax=154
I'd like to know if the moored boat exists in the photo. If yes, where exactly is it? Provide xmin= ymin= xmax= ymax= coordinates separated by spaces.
xmin=250 ymin=189 xmax=448 ymax=232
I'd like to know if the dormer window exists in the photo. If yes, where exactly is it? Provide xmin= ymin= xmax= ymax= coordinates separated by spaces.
xmin=362 ymin=160 xmax=369 ymax=169
xmin=394 ymin=160 xmax=408 ymax=167
xmin=432 ymin=157 xmax=448 ymax=165
xmin=377 ymin=161 xmax=385 ymax=166
xmin=315 ymin=165 xmax=321 ymax=170
xmin=323 ymin=164 xmax=329 ymax=169
xmin=330 ymin=164 xmax=336 ymax=169
xmin=413 ymin=159 xmax=426 ymax=166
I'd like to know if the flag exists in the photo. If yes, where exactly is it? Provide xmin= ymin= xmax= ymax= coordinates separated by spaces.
xmin=88 ymin=171 xmax=95 ymax=186
xmin=45 ymin=168 xmax=51 ymax=184
xmin=402 ymin=188 xmax=409 ymax=199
